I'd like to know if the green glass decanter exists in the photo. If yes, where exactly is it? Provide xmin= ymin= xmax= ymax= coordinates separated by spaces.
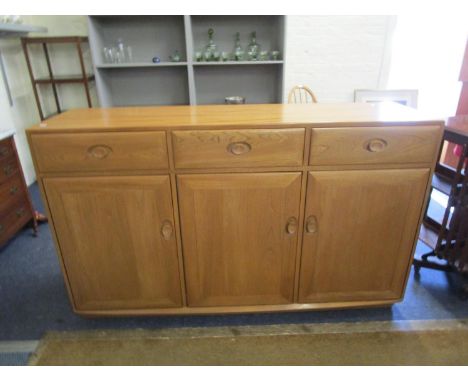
xmin=246 ymin=31 xmax=260 ymax=61
xmin=232 ymin=32 xmax=244 ymax=61
xmin=203 ymin=28 xmax=220 ymax=61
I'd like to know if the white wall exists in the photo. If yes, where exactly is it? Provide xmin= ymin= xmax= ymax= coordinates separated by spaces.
xmin=0 ymin=15 xmax=94 ymax=185
xmin=387 ymin=14 xmax=467 ymax=117
xmin=284 ymin=15 xmax=395 ymax=102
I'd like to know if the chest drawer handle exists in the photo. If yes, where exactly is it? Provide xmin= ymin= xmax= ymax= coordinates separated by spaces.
xmin=365 ymin=138 xmax=388 ymax=153
xmin=227 ymin=141 xmax=251 ymax=156
xmin=285 ymin=217 xmax=298 ymax=235
xmin=305 ymin=215 xmax=318 ymax=234
xmin=87 ymin=144 xmax=113 ymax=160
xmin=161 ymin=220 xmax=174 ymax=241
xmin=16 ymin=208 xmax=25 ymax=217
xmin=10 ymin=186 xmax=19 ymax=195
xmin=0 ymin=147 xmax=10 ymax=157
xmin=3 ymin=164 xmax=14 ymax=176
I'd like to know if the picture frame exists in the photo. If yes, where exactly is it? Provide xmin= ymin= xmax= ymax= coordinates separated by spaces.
xmin=354 ymin=89 xmax=419 ymax=108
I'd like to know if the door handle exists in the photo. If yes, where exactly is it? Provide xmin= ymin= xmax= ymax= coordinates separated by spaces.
xmin=161 ymin=220 xmax=174 ymax=241
xmin=285 ymin=217 xmax=298 ymax=235
xmin=305 ymin=215 xmax=318 ymax=234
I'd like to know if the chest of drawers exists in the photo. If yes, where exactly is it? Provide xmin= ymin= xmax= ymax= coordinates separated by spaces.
xmin=27 ymin=103 xmax=444 ymax=316
xmin=0 ymin=134 xmax=37 ymax=248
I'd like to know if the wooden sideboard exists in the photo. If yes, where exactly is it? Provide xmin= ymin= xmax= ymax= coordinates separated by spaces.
xmin=1 ymin=133 xmax=37 ymax=247
xmin=26 ymin=103 xmax=444 ymax=316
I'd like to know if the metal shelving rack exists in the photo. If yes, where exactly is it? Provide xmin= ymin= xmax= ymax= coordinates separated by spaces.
xmin=21 ymin=36 xmax=95 ymax=120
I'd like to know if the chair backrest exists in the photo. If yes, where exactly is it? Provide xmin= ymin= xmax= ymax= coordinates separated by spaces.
xmin=288 ymin=85 xmax=318 ymax=104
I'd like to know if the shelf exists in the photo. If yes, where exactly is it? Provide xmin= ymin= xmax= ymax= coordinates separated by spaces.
xmin=0 ymin=23 xmax=47 ymax=37
xmin=99 ymin=66 xmax=189 ymax=107
xmin=194 ymin=64 xmax=282 ymax=104
xmin=418 ymin=223 xmax=439 ymax=250
xmin=192 ymin=61 xmax=283 ymax=66
xmin=431 ymin=173 xmax=454 ymax=195
xmin=34 ymin=74 xmax=95 ymax=84
xmin=97 ymin=62 xmax=187 ymax=69
xmin=21 ymin=36 xmax=87 ymax=44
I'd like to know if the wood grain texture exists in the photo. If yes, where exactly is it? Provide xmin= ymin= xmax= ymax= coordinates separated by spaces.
xmin=31 ymin=132 xmax=169 ymax=173
xmin=309 ymin=125 xmax=440 ymax=166
xmin=43 ymin=176 xmax=182 ymax=310
xmin=298 ymin=168 xmax=430 ymax=303
xmin=27 ymin=103 xmax=443 ymax=133
xmin=172 ymin=128 xmax=305 ymax=168
xmin=25 ymin=103 xmax=444 ymax=316
xmin=177 ymin=173 xmax=302 ymax=307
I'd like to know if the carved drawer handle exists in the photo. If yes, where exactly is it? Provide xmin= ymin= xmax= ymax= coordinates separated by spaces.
xmin=227 ymin=141 xmax=251 ymax=156
xmin=87 ymin=144 xmax=113 ymax=159
xmin=365 ymin=138 xmax=388 ymax=153
xmin=161 ymin=220 xmax=174 ymax=241
xmin=16 ymin=208 xmax=25 ymax=217
xmin=10 ymin=186 xmax=18 ymax=195
xmin=305 ymin=215 xmax=318 ymax=234
xmin=285 ymin=217 xmax=298 ymax=235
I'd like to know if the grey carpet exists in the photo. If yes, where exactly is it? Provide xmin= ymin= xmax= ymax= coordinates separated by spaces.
xmin=0 ymin=183 xmax=467 ymax=342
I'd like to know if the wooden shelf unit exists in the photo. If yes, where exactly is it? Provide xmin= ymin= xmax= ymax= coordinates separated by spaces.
xmin=88 ymin=15 xmax=285 ymax=107
xmin=21 ymin=36 xmax=94 ymax=120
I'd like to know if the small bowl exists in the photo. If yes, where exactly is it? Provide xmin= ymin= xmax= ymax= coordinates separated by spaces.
xmin=225 ymin=96 xmax=246 ymax=104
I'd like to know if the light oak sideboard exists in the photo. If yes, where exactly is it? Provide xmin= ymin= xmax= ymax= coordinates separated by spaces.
xmin=26 ymin=103 xmax=444 ymax=316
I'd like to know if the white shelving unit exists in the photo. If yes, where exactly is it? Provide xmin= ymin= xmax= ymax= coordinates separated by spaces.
xmin=88 ymin=16 xmax=285 ymax=107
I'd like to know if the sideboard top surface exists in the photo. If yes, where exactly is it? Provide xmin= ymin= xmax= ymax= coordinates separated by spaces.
xmin=28 ymin=102 xmax=444 ymax=133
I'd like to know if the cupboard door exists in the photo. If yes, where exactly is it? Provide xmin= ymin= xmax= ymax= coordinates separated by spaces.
xmin=44 ymin=176 xmax=182 ymax=311
xmin=178 ymin=173 xmax=302 ymax=307
xmin=298 ymin=169 xmax=429 ymax=303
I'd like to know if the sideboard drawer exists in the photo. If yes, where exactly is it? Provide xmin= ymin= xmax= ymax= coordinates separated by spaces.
xmin=31 ymin=132 xmax=169 ymax=173
xmin=172 ymin=128 xmax=305 ymax=169
xmin=309 ymin=125 xmax=440 ymax=166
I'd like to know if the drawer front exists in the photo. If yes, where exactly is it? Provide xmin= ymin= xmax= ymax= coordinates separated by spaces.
xmin=0 ymin=199 xmax=32 ymax=246
xmin=0 ymin=137 xmax=14 ymax=160
xmin=31 ymin=132 xmax=169 ymax=173
xmin=309 ymin=125 xmax=440 ymax=166
xmin=173 ymin=128 xmax=305 ymax=169
xmin=0 ymin=157 xmax=19 ymax=184
xmin=0 ymin=174 xmax=25 ymax=213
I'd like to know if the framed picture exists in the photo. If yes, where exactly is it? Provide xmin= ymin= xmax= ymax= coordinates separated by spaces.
xmin=354 ymin=89 xmax=419 ymax=108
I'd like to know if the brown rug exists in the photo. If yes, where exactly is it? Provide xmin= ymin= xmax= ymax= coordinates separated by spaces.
xmin=29 ymin=319 xmax=468 ymax=365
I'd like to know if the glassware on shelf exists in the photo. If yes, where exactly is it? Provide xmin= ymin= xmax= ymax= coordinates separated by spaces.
xmin=103 ymin=39 xmax=133 ymax=64
xmin=271 ymin=50 xmax=280 ymax=60
xmin=232 ymin=32 xmax=244 ymax=61
xmin=221 ymin=52 xmax=230 ymax=62
xmin=246 ymin=31 xmax=260 ymax=61
xmin=203 ymin=28 xmax=220 ymax=61
xmin=194 ymin=51 xmax=203 ymax=62
xmin=259 ymin=51 xmax=269 ymax=61
xmin=169 ymin=50 xmax=181 ymax=62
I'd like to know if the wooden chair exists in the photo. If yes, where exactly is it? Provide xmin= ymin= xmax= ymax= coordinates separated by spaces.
xmin=288 ymin=85 xmax=318 ymax=104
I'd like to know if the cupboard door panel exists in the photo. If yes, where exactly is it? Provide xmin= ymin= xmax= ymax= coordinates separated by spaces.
xmin=299 ymin=169 xmax=429 ymax=303
xmin=44 ymin=176 xmax=182 ymax=311
xmin=178 ymin=172 xmax=302 ymax=307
